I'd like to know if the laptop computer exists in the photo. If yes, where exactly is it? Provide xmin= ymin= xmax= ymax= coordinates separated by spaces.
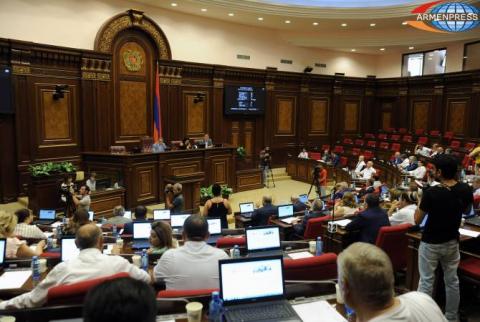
xmin=246 ymin=226 xmax=282 ymax=257
xmin=153 ymin=209 xmax=171 ymax=221
xmin=206 ymin=217 xmax=222 ymax=245
xmin=123 ymin=210 xmax=132 ymax=220
xmin=170 ymin=214 xmax=191 ymax=234
xmin=0 ymin=238 xmax=6 ymax=271
xmin=34 ymin=209 xmax=56 ymax=225
xmin=219 ymin=255 xmax=302 ymax=322
xmin=239 ymin=202 xmax=255 ymax=218
xmin=131 ymin=222 xmax=151 ymax=249
xmin=466 ymin=215 xmax=480 ymax=227
xmin=298 ymin=194 xmax=308 ymax=204
xmin=88 ymin=211 xmax=94 ymax=221
xmin=277 ymin=204 xmax=296 ymax=224
xmin=61 ymin=237 xmax=80 ymax=262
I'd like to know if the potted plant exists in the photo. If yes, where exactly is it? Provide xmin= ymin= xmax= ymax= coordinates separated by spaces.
xmin=221 ymin=185 xmax=233 ymax=199
xmin=28 ymin=161 xmax=76 ymax=177
xmin=236 ymin=146 xmax=246 ymax=159
xmin=200 ymin=185 xmax=213 ymax=205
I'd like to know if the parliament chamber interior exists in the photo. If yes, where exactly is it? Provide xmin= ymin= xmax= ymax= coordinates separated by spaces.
xmin=0 ymin=0 xmax=480 ymax=321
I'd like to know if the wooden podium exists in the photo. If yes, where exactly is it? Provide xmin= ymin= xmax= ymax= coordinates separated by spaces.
xmin=164 ymin=173 xmax=204 ymax=212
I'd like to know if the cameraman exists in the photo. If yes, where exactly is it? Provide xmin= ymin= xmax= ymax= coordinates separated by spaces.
xmin=71 ymin=185 xmax=91 ymax=212
xmin=165 ymin=183 xmax=184 ymax=214
xmin=60 ymin=175 xmax=75 ymax=217
xmin=313 ymin=165 xmax=327 ymax=198
xmin=260 ymin=147 xmax=272 ymax=187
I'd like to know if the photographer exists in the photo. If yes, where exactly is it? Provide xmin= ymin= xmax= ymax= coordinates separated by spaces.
xmin=165 ymin=183 xmax=184 ymax=214
xmin=313 ymin=165 xmax=327 ymax=198
xmin=71 ymin=185 xmax=91 ymax=212
xmin=260 ymin=147 xmax=272 ymax=187
xmin=60 ymin=175 xmax=75 ymax=217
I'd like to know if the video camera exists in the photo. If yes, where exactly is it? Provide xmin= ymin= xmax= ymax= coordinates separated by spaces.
xmin=164 ymin=183 xmax=174 ymax=194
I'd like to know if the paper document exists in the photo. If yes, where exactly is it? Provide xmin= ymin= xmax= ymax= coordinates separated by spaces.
xmin=0 ymin=270 xmax=32 ymax=290
xmin=334 ymin=219 xmax=352 ymax=227
xmin=51 ymin=222 xmax=62 ymax=228
xmin=459 ymin=228 xmax=480 ymax=238
xmin=288 ymin=251 xmax=314 ymax=260
xmin=281 ymin=217 xmax=297 ymax=224
xmin=293 ymin=300 xmax=347 ymax=322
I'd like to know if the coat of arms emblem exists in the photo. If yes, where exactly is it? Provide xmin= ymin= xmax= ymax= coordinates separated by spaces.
xmin=123 ymin=49 xmax=143 ymax=71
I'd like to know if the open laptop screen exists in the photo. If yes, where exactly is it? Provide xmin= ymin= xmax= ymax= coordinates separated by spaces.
xmin=39 ymin=209 xmax=55 ymax=220
xmin=61 ymin=238 xmax=80 ymax=262
xmin=299 ymin=194 xmax=308 ymax=204
xmin=171 ymin=214 xmax=190 ymax=228
xmin=0 ymin=239 xmax=5 ymax=266
xmin=277 ymin=204 xmax=293 ymax=218
xmin=207 ymin=218 xmax=222 ymax=235
xmin=239 ymin=203 xmax=254 ymax=213
xmin=123 ymin=211 xmax=132 ymax=219
xmin=154 ymin=209 xmax=171 ymax=220
xmin=220 ymin=256 xmax=284 ymax=304
xmin=88 ymin=211 xmax=94 ymax=221
xmin=133 ymin=222 xmax=151 ymax=239
xmin=246 ymin=226 xmax=281 ymax=252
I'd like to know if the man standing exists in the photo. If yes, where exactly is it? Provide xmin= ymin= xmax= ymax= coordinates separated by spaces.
xmin=165 ymin=183 xmax=184 ymax=214
xmin=202 ymin=133 xmax=213 ymax=148
xmin=72 ymin=185 xmax=91 ymax=212
xmin=260 ymin=147 xmax=272 ymax=187
xmin=354 ymin=155 xmax=366 ymax=176
xmin=414 ymin=155 xmax=473 ymax=322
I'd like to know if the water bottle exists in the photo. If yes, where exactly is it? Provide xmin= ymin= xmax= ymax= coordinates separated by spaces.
xmin=304 ymin=208 xmax=309 ymax=217
xmin=141 ymin=249 xmax=148 ymax=271
xmin=345 ymin=304 xmax=355 ymax=321
xmin=209 ymin=291 xmax=224 ymax=322
xmin=232 ymin=245 xmax=240 ymax=258
xmin=56 ymin=225 xmax=63 ymax=240
xmin=112 ymin=224 xmax=117 ymax=237
xmin=315 ymin=236 xmax=323 ymax=256
xmin=47 ymin=237 xmax=53 ymax=249
xmin=63 ymin=217 xmax=68 ymax=225
xmin=32 ymin=256 xmax=40 ymax=285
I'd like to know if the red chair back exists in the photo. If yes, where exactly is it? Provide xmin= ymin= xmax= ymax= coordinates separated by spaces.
xmin=216 ymin=236 xmax=246 ymax=248
xmin=375 ymin=224 xmax=412 ymax=272
xmin=390 ymin=134 xmax=400 ymax=141
xmin=47 ymin=272 xmax=129 ymax=305
xmin=379 ymin=142 xmax=389 ymax=150
xmin=354 ymin=139 xmax=364 ymax=146
xmin=365 ymin=133 xmax=375 ymax=139
xmin=473 ymin=195 xmax=480 ymax=209
xmin=363 ymin=150 xmax=374 ymax=160
xmin=458 ymin=257 xmax=480 ymax=282
xmin=333 ymin=145 xmax=344 ymax=154
xmin=444 ymin=131 xmax=454 ymax=140
xmin=321 ymin=144 xmax=330 ymax=152
xmin=303 ymin=215 xmax=332 ymax=240
xmin=309 ymin=152 xmax=321 ymax=161
xmin=417 ymin=137 xmax=428 ymax=145
xmin=367 ymin=141 xmax=376 ymax=148
xmin=391 ymin=143 xmax=401 ymax=152
xmin=351 ymin=148 xmax=361 ymax=156
xmin=398 ymin=128 xmax=408 ymax=134
xmin=450 ymin=140 xmax=461 ymax=149
xmin=283 ymin=253 xmax=337 ymax=281
xmin=157 ymin=288 xmax=218 ymax=298
xmin=339 ymin=156 xmax=348 ymax=167
xmin=378 ymin=134 xmax=387 ymax=140
xmin=343 ymin=138 xmax=353 ymax=145
xmin=402 ymin=135 xmax=412 ymax=143
xmin=415 ymin=129 xmax=425 ymax=135
xmin=429 ymin=130 xmax=440 ymax=136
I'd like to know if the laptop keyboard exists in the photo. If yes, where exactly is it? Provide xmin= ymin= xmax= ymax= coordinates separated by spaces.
xmin=226 ymin=302 xmax=295 ymax=321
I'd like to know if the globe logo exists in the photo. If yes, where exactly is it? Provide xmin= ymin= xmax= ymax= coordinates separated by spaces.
xmin=430 ymin=2 xmax=479 ymax=32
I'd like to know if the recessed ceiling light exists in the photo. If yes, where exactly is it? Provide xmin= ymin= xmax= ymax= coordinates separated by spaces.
xmin=258 ymin=17 xmax=264 ymax=21
xmin=171 ymin=2 xmax=177 ymax=6
xmin=228 ymin=13 xmax=234 ymax=17
xmin=313 ymin=22 xmax=319 ymax=26
xmin=428 ymin=57 xmax=433 ymax=60
xmin=351 ymin=49 xmax=356 ymax=52
xmin=402 ymin=21 xmax=408 ymax=25
xmin=201 ymin=8 xmax=207 ymax=12
xmin=380 ymin=48 xmax=385 ymax=51
xmin=370 ymin=23 xmax=376 ymax=27
xmin=409 ymin=46 xmax=414 ymax=50
xmin=341 ymin=23 xmax=348 ymax=27
xmin=285 ymin=20 xmax=291 ymax=24
xmin=464 ymin=56 xmax=468 ymax=59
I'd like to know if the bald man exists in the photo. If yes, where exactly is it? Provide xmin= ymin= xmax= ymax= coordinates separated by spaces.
xmin=0 ymin=224 xmax=150 ymax=309
xmin=251 ymin=195 xmax=277 ymax=226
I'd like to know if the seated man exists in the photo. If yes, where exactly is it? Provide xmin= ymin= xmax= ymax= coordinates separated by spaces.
xmin=0 ymin=224 xmax=150 ymax=309
xmin=345 ymin=193 xmax=390 ymax=244
xmin=472 ymin=176 xmax=480 ymax=197
xmin=291 ymin=195 xmax=307 ymax=213
xmin=292 ymin=199 xmax=329 ymax=236
xmin=152 ymin=138 xmax=167 ymax=153
xmin=105 ymin=206 xmax=132 ymax=226
xmin=338 ymin=242 xmax=446 ymax=322
xmin=405 ymin=156 xmax=419 ymax=172
xmin=154 ymin=215 xmax=228 ymax=289
xmin=13 ymin=208 xmax=46 ymax=240
xmin=354 ymin=155 xmax=366 ymax=175
xmin=202 ymin=133 xmax=213 ymax=148
xmin=123 ymin=205 xmax=147 ymax=235
xmin=360 ymin=161 xmax=376 ymax=180
xmin=250 ymin=195 xmax=277 ymax=227
xmin=409 ymin=160 xmax=426 ymax=180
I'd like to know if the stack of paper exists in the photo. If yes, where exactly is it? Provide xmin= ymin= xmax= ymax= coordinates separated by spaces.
xmin=293 ymin=300 xmax=347 ymax=322
xmin=334 ymin=219 xmax=352 ymax=227
xmin=288 ymin=252 xmax=314 ymax=260
xmin=459 ymin=228 xmax=480 ymax=238
xmin=0 ymin=270 xmax=32 ymax=290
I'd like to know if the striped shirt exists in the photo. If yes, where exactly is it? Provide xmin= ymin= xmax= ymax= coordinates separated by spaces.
xmin=14 ymin=223 xmax=47 ymax=240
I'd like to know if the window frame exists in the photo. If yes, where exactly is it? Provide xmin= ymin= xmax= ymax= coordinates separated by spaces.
xmin=462 ymin=40 xmax=480 ymax=71
xmin=401 ymin=47 xmax=447 ymax=77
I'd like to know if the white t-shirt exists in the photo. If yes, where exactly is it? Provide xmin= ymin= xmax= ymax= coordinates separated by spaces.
xmin=354 ymin=160 xmax=366 ymax=174
xmin=360 ymin=167 xmax=376 ymax=180
xmin=409 ymin=166 xmax=426 ymax=180
xmin=390 ymin=204 xmax=417 ymax=226
xmin=369 ymin=292 xmax=447 ymax=322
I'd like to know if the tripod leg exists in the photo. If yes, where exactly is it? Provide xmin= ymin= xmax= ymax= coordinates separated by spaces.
xmin=270 ymin=169 xmax=275 ymax=187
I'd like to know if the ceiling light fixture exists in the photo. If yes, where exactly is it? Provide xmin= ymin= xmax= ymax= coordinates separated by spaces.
xmin=351 ymin=49 xmax=356 ymax=52
xmin=380 ymin=48 xmax=385 ymax=51
xmin=171 ymin=2 xmax=177 ymax=6
xmin=285 ymin=20 xmax=291 ymax=24
xmin=201 ymin=8 xmax=207 ymax=12
xmin=370 ymin=23 xmax=376 ymax=27
xmin=228 ymin=13 xmax=234 ymax=16
xmin=341 ymin=23 xmax=348 ymax=27
xmin=409 ymin=46 xmax=414 ymax=50
xmin=313 ymin=22 xmax=319 ymax=26
xmin=258 ymin=17 xmax=264 ymax=21
xmin=402 ymin=21 xmax=408 ymax=25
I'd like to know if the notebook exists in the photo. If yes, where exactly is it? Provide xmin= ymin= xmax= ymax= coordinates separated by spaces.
xmin=278 ymin=204 xmax=296 ymax=224
xmin=153 ymin=209 xmax=171 ymax=221
xmin=34 ymin=209 xmax=56 ymax=225
xmin=206 ymin=217 xmax=222 ymax=245
xmin=239 ymin=202 xmax=255 ymax=218
xmin=131 ymin=222 xmax=151 ymax=249
xmin=246 ymin=226 xmax=282 ymax=257
xmin=170 ymin=214 xmax=191 ymax=234
xmin=61 ymin=237 xmax=80 ymax=262
xmin=219 ymin=255 xmax=302 ymax=322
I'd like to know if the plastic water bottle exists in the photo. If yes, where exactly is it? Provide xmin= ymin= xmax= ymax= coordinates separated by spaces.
xmin=112 ymin=224 xmax=117 ymax=237
xmin=315 ymin=236 xmax=323 ymax=256
xmin=56 ymin=225 xmax=62 ymax=240
xmin=345 ymin=304 xmax=355 ymax=321
xmin=141 ymin=249 xmax=148 ymax=271
xmin=47 ymin=237 xmax=53 ymax=249
xmin=32 ymin=256 xmax=40 ymax=285
xmin=209 ymin=291 xmax=224 ymax=322
xmin=232 ymin=245 xmax=240 ymax=258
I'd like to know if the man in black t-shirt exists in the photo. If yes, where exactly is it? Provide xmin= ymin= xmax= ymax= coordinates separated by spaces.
xmin=414 ymin=154 xmax=473 ymax=322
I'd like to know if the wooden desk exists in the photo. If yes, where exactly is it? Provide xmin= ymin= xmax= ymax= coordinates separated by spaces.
xmin=234 ymin=213 xmax=251 ymax=228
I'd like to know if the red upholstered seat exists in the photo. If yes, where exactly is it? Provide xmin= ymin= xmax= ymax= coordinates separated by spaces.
xmin=378 ymin=134 xmax=387 ymax=140
xmin=303 ymin=215 xmax=331 ymax=240
xmin=367 ymin=141 xmax=376 ymax=148
xmin=386 ymin=128 xmax=395 ymax=133
xmin=354 ymin=139 xmax=364 ymax=146
xmin=415 ymin=129 xmax=425 ymax=136
xmin=375 ymin=223 xmax=412 ymax=272
xmin=343 ymin=138 xmax=353 ymax=145
xmin=390 ymin=134 xmax=400 ymax=141
xmin=417 ymin=137 xmax=428 ymax=145
xmin=339 ymin=156 xmax=348 ymax=167
xmin=321 ymin=144 xmax=330 ymax=152
xmin=41 ymin=252 xmax=61 ymax=259
xmin=365 ymin=133 xmax=375 ymax=139
xmin=216 ymin=236 xmax=246 ymax=248
xmin=473 ymin=195 xmax=480 ymax=209
xmin=458 ymin=257 xmax=480 ymax=281
xmin=450 ymin=140 xmax=461 ymax=149
xmin=444 ymin=131 xmax=454 ymax=140
xmin=283 ymin=253 xmax=337 ymax=281
xmin=391 ymin=143 xmax=401 ymax=152
xmin=402 ymin=135 xmax=412 ymax=143
xmin=398 ymin=128 xmax=408 ymax=134
xmin=363 ymin=150 xmax=374 ymax=160
xmin=333 ymin=145 xmax=344 ymax=154
xmin=379 ymin=142 xmax=389 ymax=150
xmin=46 ymin=272 xmax=129 ymax=305
xmin=309 ymin=152 xmax=321 ymax=161
xmin=351 ymin=148 xmax=361 ymax=156
xmin=429 ymin=130 xmax=440 ymax=137
xmin=157 ymin=288 xmax=219 ymax=298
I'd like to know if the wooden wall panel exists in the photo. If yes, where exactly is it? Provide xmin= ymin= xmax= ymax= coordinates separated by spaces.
xmin=119 ymin=81 xmax=147 ymax=136
xmin=446 ymin=99 xmax=468 ymax=135
xmin=382 ymin=112 xmax=392 ymax=130
xmin=275 ymin=97 xmax=296 ymax=136
xmin=184 ymin=91 xmax=208 ymax=137
xmin=42 ymin=92 xmax=70 ymax=139
xmin=308 ymin=98 xmax=328 ymax=135
xmin=231 ymin=121 xmax=239 ymax=146
xmin=344 ymin=101 xmax=359 ymax=132
xmin=244 ymin=121 xmax=253 ymax=157
xmin=412 ymin=101 xmax=430 ymax=130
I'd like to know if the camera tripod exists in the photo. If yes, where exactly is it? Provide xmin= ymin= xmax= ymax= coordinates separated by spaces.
xmin=263 ymin=166 xmax=276 ymax=188
xmin=307 ymin=176 xmax=321 ymax=199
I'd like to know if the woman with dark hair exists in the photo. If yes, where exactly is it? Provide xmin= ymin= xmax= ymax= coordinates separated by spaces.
xmin=202 ymin=184 xmax=232 ymax=229
xmin=63 ymin=209 xmax=90 ymax=236
xmin=148 ymin=221 xmax=174 ymax=255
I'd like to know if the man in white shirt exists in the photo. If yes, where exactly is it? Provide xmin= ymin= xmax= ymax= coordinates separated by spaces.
xmin=399 ymin=155 xmax=410 ymax=170
xmin=360 ymin=161 xmax=376 ymax=180
xmin=85 ymin=172 xmax=96 ymax=192
xmin=354 ymin=155 xmax=366 ymax=175
xmin=409 ymin=160 xmax=427 ymax=180
xmin=338 ymin=242 xmax=446 ymax=322
xmin=388 ymin=191 xmax=418 ymax=226
xmin=0 ymin=224 xmax=150 ymax=309
xmin=154 ymin=214 xmax=228 ymax=290
xmin=415 ymin=144 xmax=431 ymax=157
xmin=72 ymin=185 xmax=91 ymax=212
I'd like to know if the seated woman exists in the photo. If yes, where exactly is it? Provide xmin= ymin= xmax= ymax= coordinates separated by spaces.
xmin=292 ymin=199 xmax=329 ymax=236
xmin=13 ymin=208 xmax=47 ymax=240
xmin=388 ymin=191 xmax=418 ymax=225
xmin=202 ymin=183 xmax=232 ymax=229
xmin=0 ymin=210 xmax=45 ymax=259
xmin=148 ymin=221 xmax=174 ymax=256
xmin=63 ymin=209 xmax=90 ymax=236
xmin=334 ymin=192 xmax=359 ymax=218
